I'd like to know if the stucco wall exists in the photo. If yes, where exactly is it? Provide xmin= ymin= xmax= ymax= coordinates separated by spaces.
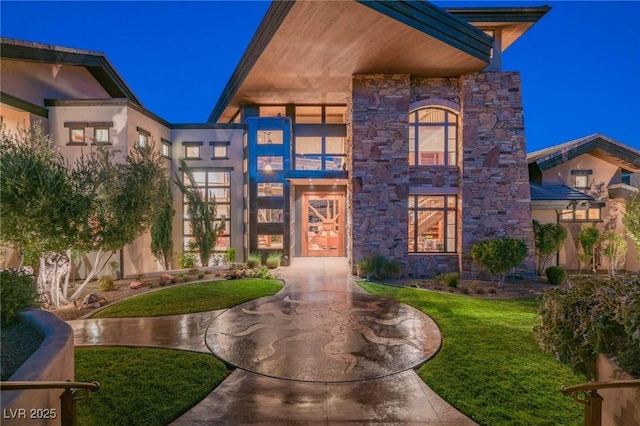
xmin=1 ymin=310 xmax=74 ymax=426
xmin=1 ymin=60 xmax=110 ymax=107
xmin=596 ymin=355 xmax=640 ymax=426
xmin=460 ymin=72 xmax=535 ymax=278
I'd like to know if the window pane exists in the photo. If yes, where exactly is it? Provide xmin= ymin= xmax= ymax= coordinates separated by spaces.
xmin=258 ymin=235 xmax=283 ymax=249
xmin=258 ymin=156 xmax=283 ymax=171
xmin=138 ymin=134 xmax=148 ymax=147
xmin=325 ymin=156 xmax=346 ymax=171
xmin=417 ymin=196 xmax=444 ymax=208
xmin=575 ymin=175 xmax=588 ymax=188
xmin=259 ymin=106 xmax=286 ymax=117
xmin=213 ymin=145 xmax=227 ymax=158
xmin=258 ymin=209 xmax=283 ymax=223
xmin=258 ymin=183 xmax=283 ymax=197
xmin=71 ymin=128 xmax=84 ymax=143
xmin=257 ymin=130 xmax=283 ymax=144
xmin=574 ymin=209 xmax=587 ymax=220
xmin=588 ymin=208 xmax=601 ymax=220
xmin=162 ymin=143 xmax=171 ymax=157
xmin=208 ymin=188 xmax=229 ymax=203
xmin=325 ymin=137 xmax=345 ymax=154
xmin=185 ymin=146 xmax=200 ymax=158
xmin=325 ymin=106 xmax=347 ymax=124
xmin=191 ymin=172 xmax=206 ymax=186
xmin=419 ymin=211 xmax=444 ymax=252
xmin=447 ymin=211 xmax=456 ymax=252
xmin=95 ymin=128 xmax=109 ymax=144
xmin=418 ymin=127 xmax=445 ymax=166
xmin=296 ymin=155 xmax=322 ymax=171
xmin=208 ymin=172 xmax=229 ymax=185
xmin=417 ymin=109 xmax=445 ymax=123
xmin=296 ymin=137 xmax=322 ymax=154
xmin=295 ymin=106 xmax=322 ymax=123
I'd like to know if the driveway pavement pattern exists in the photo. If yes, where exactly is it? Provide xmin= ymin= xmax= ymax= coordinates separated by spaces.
xmin=70 ymin=258 xmax=477 ymax=425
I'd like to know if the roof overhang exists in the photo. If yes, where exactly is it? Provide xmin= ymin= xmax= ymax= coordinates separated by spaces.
xmin=608 ymin=183 xmax=640 ymax=200
xmin=0 ymin=37 xmax=142 ymax=106
xmin=446 ymin=6 xmax=551 ymax=51
xmin=530 ymin=183 xmax=595 ymax=211
xmin=209 ymin=0 xmax=495 ymax=123
xmin=528 ymin=134 xmax=640 ymax=172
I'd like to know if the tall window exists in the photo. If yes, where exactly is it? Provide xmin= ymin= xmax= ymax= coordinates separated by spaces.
xmin=182 ymin=170 xmax=231 ymax=253
xmin=409 ymin=108 xmax=457 ymax=166
xmin=408 ymin=195 xmax=456 ymax=253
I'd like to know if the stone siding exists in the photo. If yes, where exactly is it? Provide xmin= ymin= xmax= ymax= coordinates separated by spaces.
xmin=348 ymin=74 xmax=410 ymax=272
xmin=409 ymin=166 xmax=459 ymax=192
xmin=460 ymin=72 xmax=535 ymax=278
xmin=410 ymin=77 xmax=460 ymax=107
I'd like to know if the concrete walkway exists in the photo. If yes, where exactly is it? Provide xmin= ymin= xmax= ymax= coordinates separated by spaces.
xmin=69 ymin=258 xmax=477 ymax=425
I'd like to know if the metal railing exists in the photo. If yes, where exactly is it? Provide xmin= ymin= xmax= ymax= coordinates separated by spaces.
xmin=0 ymin=380 xmax=100 ymax=426
xmin=561 ymin=379 xmax=640 ymax=426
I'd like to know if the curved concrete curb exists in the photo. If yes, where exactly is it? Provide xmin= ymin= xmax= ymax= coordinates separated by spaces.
xmin=2 ymin=309 xmax=74 ymax=426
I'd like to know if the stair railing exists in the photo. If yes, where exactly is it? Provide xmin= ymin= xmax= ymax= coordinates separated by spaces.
xmin=561 ymin=379 xmax=640 ymax=426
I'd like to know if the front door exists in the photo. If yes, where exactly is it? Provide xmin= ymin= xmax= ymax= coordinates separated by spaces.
xmin=302 ymin=192 xmax=345 ymax=257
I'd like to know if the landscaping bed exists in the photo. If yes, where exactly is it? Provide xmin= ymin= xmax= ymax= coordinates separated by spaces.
xmin=0 ymin=321 xmax=43 ymax=380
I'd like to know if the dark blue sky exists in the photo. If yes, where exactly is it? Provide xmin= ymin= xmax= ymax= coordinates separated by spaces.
xmin=2 ymin=1 xmax=639 ymax=152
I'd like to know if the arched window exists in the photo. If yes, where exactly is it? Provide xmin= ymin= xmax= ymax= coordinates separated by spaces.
xmin=408 ymin=107 xmax=457 ymax=166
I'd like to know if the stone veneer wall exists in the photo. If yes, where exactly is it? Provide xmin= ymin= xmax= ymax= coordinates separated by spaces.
xmin=460 ymin=72 xmax=535 ymax=278
xmin=348 ymin=74 xmax=410 ymax=272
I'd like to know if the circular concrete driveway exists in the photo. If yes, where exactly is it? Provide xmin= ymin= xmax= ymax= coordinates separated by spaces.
xmin=206 ymin=291 xmax=441 ymax=382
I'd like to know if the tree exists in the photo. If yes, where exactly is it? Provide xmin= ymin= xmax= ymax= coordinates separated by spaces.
xmin=601 ymin=231 xmax=627 ymax=276
xmin=151 ymin=176 xmax=174 ymax=270
xmin=578 ymin=227 xmax=600 ymax=273
xmin=173 ymin=159 xmax=225 ymax=267
xmin=1 ymin=122 xmax=166 ymax=306
xmin=533 ymin=220 xmax=568 ymax=275
xmin=623 ymin=193 xmax=640 ymax=260
xmin=471 ymin=238 xmax=528 ymax=287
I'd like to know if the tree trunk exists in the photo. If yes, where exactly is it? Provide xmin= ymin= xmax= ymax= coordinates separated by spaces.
xmin=68 ymin=248 xmax=114 ymax=301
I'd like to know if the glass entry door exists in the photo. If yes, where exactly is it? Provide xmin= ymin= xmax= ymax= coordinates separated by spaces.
xmin=302 ymin=192 xmax=345 ymax=257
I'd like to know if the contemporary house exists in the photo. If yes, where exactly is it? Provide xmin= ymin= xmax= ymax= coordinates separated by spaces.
xmin=528 ymin=134 xmax=640 ymax=272
xmin=1 ymin=0 xmax=553 ymax=279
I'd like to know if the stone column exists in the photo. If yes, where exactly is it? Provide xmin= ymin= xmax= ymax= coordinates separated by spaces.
xmin=460 ymin=72 xmax=535 ymax=279
xmin=347 ymin=74 xmax=410 ymax=273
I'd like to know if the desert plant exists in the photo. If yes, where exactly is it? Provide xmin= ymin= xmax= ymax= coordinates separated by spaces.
xmin=266 ymin=252 xmax=283 ymax=269
xmin=98 ymin=275 xmax=115 ymax=291
xmin=533 ymin=220 xmax=568 ymax=275
xmin=439 ymin=272 xmax=459 ymax=288
xmin=179 ymin=251 xmax=197 ymax=269
xmin=356 ymin=255 xmax=401 ymax=280
xmin=247 ymin=253 xmax=262 ymax=268
xmin=471 ymin=238 xmax=528 ymax=287
xmin=545 ymin=266 xmax=566 ymax=285
xmin=197 ymin=273 xmax=205 ymax=280
xmin=1 ymin=269 xmax=39 ymax=324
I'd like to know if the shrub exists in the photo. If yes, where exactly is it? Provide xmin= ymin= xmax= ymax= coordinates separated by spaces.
xmin=179 ymin=251 xmax=197 ymax=269
xmin=471 ymin=238 xmax=528 ymax=287
xmin=356 ymin=255 xmax=401 ymax=281
xmin=225 ymin=264 xmax=275 ymax=280
xmin=0 ymin=270 xmax=39 ymax=324
xmin=440 ymin=272 xmax=459 ymax=288
xmin=266 ymin=252 xmax=283 ymax=269
xmin=534 ymin=273 xmax=640 ymax=378
xmin=488 ymin=287 xmax=498 ymax=294
xmin=545 ymin=266 xmax=566 ymax=285
xmin=158 ymin=280 xmax=167 ymax=287
xmin=226 ymin=248 xmax=236 ymax=264
xmin=533 ymin=220 xmax=568 ymax=275
xmin=98 ymin=275 xmax=115 ymax=291
xmin=460 ymin=286 xmax=470 ymax=295
xmin=247 ymin=253 xmax=262 ymax=269
xmin=197 ymin=273 xmax=205 ymax=280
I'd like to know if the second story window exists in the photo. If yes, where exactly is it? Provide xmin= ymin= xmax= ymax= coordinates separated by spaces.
xmin=572 ymin=170 xmax=592 ymax=189
xmin=70 ymin=128 xmax=85 ymax=144
xmin=210 ymin=141 xmax=230 ymax=159
xmin=409 ymin=107 xmax=457 ymax=166
xmin=184 ymin=142 xmax=202 ymax=159
xmin=137 ymin=127 xmax=150 ymax=148
xmin=94 ymin=128 xmax=110 ymax=145
xmin=161 ymin=139 xmax=172 ymax=158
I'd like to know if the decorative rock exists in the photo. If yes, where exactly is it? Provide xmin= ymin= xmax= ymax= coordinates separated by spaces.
xmin=129 ymin=280 xmax=147 ymax=289
xmin=160 ymin=273 xmax=175 ymax=281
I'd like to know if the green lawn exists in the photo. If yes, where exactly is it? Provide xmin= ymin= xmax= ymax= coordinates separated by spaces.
xmin=75 ymin=347 xmax=227 ymax=425
xmin=360 ymin=282 xmax=586 ymax=426
xmin=93 ymin=279 xmax=283 ymax=318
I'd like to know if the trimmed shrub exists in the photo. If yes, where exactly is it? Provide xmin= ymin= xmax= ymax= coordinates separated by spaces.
xmin=471 ymin=238 xmax=528 ymax=287
xmin=98 ymin=275 xmax=115 ymax=291
xmin=534 ymin=273 xmax=640 ymax=378
xmin=247 ymin=253 xmax=262 ymax=269
xmin=266 ymin=252 xmax=283 ymax=269
xmin=1 ymin=270 xmax=39 ymax=324
xmin=545 ymin=266 xmax=566 ymax=285
xmin=356 ymin=255 xmax=401 ymax=281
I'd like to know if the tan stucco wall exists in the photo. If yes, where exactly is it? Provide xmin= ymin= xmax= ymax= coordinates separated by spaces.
xmin=596 ymin=355 xmax=640 ymax=426
xmin=0 ymin=103 xmax=35 ymax=132
xmin=1 ymin=60 xmax=110 ymax=107
xmin=538 ymin=152 xmax=638 ymax=271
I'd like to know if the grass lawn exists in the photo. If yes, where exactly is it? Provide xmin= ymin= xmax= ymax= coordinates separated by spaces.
xmin=75 ymin=347 xmax=226 ymax=425
xmin=360 ymin=282 xmax=586 ymax=426
xmin=93 ymin=279 xmax=283 ymax=318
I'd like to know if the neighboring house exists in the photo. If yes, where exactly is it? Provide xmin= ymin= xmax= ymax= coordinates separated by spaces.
xmin=1 ymin=1 xmax=552 ymax=279
xmin=528 ymin=134 xmax=640 ymax=272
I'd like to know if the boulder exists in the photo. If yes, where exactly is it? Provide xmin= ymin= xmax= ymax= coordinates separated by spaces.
xmin=129 ymin=280 xmax=147 ymax=289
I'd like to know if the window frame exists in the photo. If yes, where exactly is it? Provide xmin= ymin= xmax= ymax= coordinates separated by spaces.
xmin=183 ymin=142 xmax=203 ymax=160
xmin=294 ymin=136 xmax=346 ymax=171
xmin=210 ymin=141 xmax=230 ymax=159
xmin=93 ymin=127 xmax=110 ymax=145
xmin=408 ymin=194 xmax=457 ymax=254
xmin=408 ymin=107 xmax=458 ymax=166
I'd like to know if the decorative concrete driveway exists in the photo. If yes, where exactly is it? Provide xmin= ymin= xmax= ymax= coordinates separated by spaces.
xmin=71 ymin=258 xmax=477 ymax=425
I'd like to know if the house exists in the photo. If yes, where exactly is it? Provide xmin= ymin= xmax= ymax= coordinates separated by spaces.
xmin=1 ymin=1 xmax=551 ymax=279
xmin=528 ymin=134 xmax=640 ymax=272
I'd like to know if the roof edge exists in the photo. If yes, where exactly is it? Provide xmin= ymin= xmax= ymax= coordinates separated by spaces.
xmin=207 ymin=1 xmax=295 ymax=123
